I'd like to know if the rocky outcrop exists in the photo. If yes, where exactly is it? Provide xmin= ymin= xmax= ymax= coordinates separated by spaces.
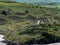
xmin=36 ymin=17 xmax=59 ymax=25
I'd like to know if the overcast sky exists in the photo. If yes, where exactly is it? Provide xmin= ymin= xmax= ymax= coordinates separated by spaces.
xmin=12 ymin=0 xmax=60 ymax=3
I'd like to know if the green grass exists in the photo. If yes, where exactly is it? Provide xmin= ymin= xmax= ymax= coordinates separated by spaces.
xmin=40 ymin=4 xmax=60 ymax=9
xmin=0 ymin=1 xmax=60 ymax=44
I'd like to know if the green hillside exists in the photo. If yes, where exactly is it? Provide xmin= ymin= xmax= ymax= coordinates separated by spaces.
xmin=40 ymin=3 xmax=60 ymax=9
xmin=0 ymin=1 xmax=60 ymax=44
xmin=0 ymin=0 xmax=10 ymax=1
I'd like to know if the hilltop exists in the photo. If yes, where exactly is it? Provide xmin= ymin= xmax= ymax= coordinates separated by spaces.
xmin=0 ymin=1 xmax=60 ymax=44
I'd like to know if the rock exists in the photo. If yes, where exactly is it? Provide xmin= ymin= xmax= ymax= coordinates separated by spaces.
xmin=0 ymin=42 xmax=7 ymax=45
xmin=0 ymin=34 xmax=5 ymax=41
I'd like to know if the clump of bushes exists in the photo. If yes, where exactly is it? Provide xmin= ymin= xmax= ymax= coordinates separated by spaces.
xmin=25 ymin=10 xmax=29 ymax=13
xmin=2 ymin=9 xmax=11 ymax=16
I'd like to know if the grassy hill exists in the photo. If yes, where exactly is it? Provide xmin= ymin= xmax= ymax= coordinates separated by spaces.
xmin=40 ymin=3 xmax=60 ymax=9
xmin=0 ymin=1 xmax=60 ymax=44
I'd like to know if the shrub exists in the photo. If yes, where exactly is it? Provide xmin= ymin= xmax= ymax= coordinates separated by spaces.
xmin=25 ymin=10 xmax=29 ymax=13
xmin=2 ymin=9 xmax=11 ymax=15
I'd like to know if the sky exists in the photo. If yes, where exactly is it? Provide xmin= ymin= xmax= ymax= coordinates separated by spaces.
xmin=12 ymin=0 xmax=60 ymax=3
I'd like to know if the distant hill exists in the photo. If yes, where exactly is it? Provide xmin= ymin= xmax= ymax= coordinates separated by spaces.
xmin=0 ymin=0 xmax=17 ymax=3
xmin=32 ymin=2 xmax=60 ymax=5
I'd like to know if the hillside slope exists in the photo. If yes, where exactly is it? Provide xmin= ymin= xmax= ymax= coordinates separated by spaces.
xmin=0 ymin=1 xmax=60 ymax=44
